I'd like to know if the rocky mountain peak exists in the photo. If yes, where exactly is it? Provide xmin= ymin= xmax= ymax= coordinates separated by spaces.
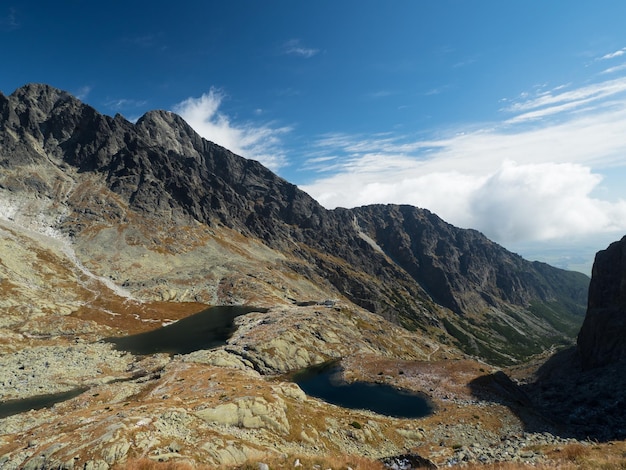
xmin=135 ymin=109 xmax=205 ymax=158
xmin=10 ymin=83 xmax=76 ymax=114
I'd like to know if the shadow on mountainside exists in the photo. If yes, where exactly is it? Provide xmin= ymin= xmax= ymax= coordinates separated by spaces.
xmin=467 ymin=370 xmax=559 ymax=436
xmin=468 ymin=347 xmax=626 ymax=441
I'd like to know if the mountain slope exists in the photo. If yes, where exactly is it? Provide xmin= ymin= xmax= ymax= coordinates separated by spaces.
xmin=0 ymin=83 xmax=589 ymax=364
xmin=348 ymin=204 xmax=589 ymax=363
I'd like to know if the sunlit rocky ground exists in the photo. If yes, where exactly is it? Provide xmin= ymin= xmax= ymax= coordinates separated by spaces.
xmin=1 ymin=191 xmax=624 ymax=469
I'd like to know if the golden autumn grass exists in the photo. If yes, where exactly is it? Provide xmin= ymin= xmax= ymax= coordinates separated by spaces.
xmin=457 ymin=441 xmax=626 ymax=470
xmin=111 ymin=442 xmax=626 ymax=470
xmin=121 ymin=454 xmax=387 ymax=470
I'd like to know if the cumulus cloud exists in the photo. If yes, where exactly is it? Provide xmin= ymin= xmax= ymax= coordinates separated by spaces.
xmin=173 ymin=88 xmax=290 ymax=171
xmin=301 ymin=76 xmax=626 ymax=248
xmin=303 ymin=156 xmax=626 ymax=247
xmin=470 ymin=161 xmax=626 ymax=241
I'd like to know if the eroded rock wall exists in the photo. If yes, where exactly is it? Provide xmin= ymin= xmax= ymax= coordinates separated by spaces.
xmin=578 ymin=236 xmax=626 ymax=369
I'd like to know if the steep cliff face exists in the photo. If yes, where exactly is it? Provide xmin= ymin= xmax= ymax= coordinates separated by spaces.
xmin=578 ymin=236 xmax=626 ymax=369
xmin=350 ymin=204 xmax=589 ymax=315
xmin=0 ymin=83 xmax=590 ymax=364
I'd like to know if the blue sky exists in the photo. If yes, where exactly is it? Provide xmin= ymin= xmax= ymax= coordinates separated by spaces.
xmin=3 ymin=1 xmax=626 ymax=274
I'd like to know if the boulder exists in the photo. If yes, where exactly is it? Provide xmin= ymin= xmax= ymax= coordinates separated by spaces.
xmin=195 ymin=396 xmax=290 ymax=434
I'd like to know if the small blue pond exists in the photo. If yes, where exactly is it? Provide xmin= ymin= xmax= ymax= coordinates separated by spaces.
xmin=0 ymin=387 xmax=88 ymax=419
xmin=292 ymin=361 xmax=433 ymax=418
xmin=105 ymin=305 xmax=267 ymax=355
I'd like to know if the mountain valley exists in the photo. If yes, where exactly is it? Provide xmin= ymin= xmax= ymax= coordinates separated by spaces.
xmin=0 ymin=84 xmax=624 ymax=469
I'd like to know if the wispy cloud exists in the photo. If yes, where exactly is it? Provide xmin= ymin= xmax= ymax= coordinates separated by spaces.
xmin=503 ymin=77 xmax=626 ymax=123
xmin=74 ymin=85 xmax=92 ymax=101
xmin=173 ymin=88 xmax=291 ymax=171
xmin=600 ymin=48 xmax=626 ymax=60
xmin=452 ymin=56 xmax=478 ymax=68
xmin=122 ymin=33 xmax=168 ymax=51
xmin=105 ymin=98 xmax=148 ymax=111
xmin=424 ymin=85 xmax=451 ymax=96
xmin=602 ymin=63 xmax=626 ymax=75
xmin=282 ymin=39 xmax=319 ymax=58
xmin=0 ymin=8 xmax=19 ymax=31
xmin=130 ymin=34 xmax=157 ymax=48
xmin=367 ymin=90 xmax=395 ymax=99
xmin=301 ymin=76 xmax=626 ymax=247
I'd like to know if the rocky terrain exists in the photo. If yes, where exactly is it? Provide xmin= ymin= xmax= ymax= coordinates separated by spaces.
xmin=0 ymin=83 xmax=623 ymax=469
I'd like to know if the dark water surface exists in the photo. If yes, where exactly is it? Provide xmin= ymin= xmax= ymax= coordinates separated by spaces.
xmin=0 ymin=387 xmax=88 ymax=419
xmin=0 ymin=307 xmax=265 ymax=420
xmin=293 ymin=361 xmax=433 ymax=418
xmin=105 ymin=305 xmax=267 ymax=355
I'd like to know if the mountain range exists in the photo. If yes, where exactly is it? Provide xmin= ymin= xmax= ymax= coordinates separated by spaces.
xmin=0 ymin=83 xmax=589 ymax=365
xmin=0 ymin=83 xmax=623 ymax=469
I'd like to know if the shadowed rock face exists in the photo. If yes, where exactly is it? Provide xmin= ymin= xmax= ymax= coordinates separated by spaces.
xmin=578 ymin=236 xmax=626 ymax=369
xmin=349 ymin=204 xmax=589 ymax=315
xmin=0 ymin=83 xmax=590 ymax=364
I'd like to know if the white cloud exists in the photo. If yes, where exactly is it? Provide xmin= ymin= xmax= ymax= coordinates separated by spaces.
xmin=504 ymin=77 xmax=626 ymax=122
xmin=600 ymin=48 xmax=626 ymax=60
xmin=602 ymin=63 xmax=626 ymax=75
xmin=300 ymin=77 xmax=626 ymax=249
xmin=282 ymin=39 xmax=319 ymax=58
xmin=74 ymin=85 xmax=92 ymax=101
xmin=303 ymin=157 xmax=626 ymax=247
xmin=173 ymin=88 xmax=290 ymax=171
xmin=470 ymin=161 xmax=626 ymax=242
xmin=105 ymin=98 xmax=148 ymax=110
xmin=367 ymin=90 xmax=395 ymax=99
xmin=0 ymin=8 xmax=19 ymax=31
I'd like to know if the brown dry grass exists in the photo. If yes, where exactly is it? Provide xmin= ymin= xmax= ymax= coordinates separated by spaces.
xmin=121 ymin=454 xmax=385 ymax=470
xmin=544 ymin=441 xmax=626 ymax=469
xmin=71 ymin=299 xmax=209 ymax=334
xmin=231 ymin=454 xmax=385 ymax=470
xmin=118 ymin=458 xmax=204 ymax=469
xmin=0 ymin=277 xmax=18 ymax=295
xmin=458 ymin=442 xmax=626 ymax=469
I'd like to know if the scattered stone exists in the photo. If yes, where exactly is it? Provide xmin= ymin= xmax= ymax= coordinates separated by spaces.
xmin=83 ymin=459 xmax=109 ymax=470
xmin=380 ymin=453 xmax=437 ymax=469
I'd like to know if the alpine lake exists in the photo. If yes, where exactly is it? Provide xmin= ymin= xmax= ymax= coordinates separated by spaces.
xmin=2 ymin=306 xmax=432 ymax=420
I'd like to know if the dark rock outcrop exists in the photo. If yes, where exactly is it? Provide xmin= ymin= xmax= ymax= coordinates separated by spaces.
xmin=380 ymin=453 xmax=437 ymax=469
xmin=578 ymin=235 xmax=626 ymax=369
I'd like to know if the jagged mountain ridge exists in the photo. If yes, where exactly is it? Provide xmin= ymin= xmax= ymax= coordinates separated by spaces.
xmin=349 ymin=204 xmax=588 ymax=314
xmin=0 ymin=83 xmax=589 ymax=364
